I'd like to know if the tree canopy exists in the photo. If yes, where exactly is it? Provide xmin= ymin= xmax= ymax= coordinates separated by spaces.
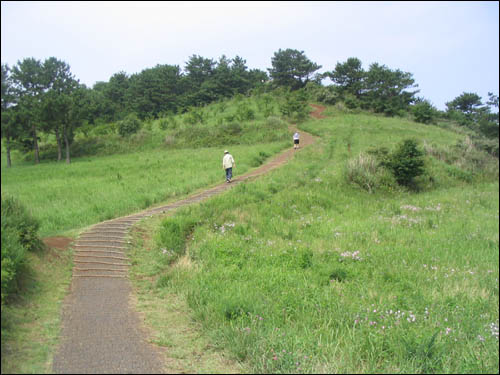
xmin=268 ymin=49 xmax=322 ymax=90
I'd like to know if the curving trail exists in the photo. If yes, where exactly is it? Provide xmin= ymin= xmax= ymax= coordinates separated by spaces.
xmin=52 ymin=105 xmax=325 ymax=374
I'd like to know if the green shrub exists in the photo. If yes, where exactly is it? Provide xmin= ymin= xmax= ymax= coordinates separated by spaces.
xmin=412 ymin=100 xmax=437 ymax=124
xmin=315 ymin=86 xmax=338 ymax=105
xmin=250 ymin=151 xmax=270 ymax=167
xmin=387 ymin=139 xmax=426 ymax=187
xmin=236 ymin=104 xmax=256 ymax=121
xmin=1 ymin=196 xmax=43 ymax=305
xmin=344 ymin=93 xmax=361 ymax=109
xmin=118 ymin=113 xmax=141 ymax=137
xmin=280 ymin=89 xmax=310 ymax=121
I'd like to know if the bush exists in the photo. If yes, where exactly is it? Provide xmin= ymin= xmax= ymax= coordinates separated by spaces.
xmin=1 ymin=196 xmax=43 ymax=305
xmin=315 ymin=87 xmax=339 ymax=105
xmin=412 ymin=100 xmax=437 ymax=124
xmin=388 ymin=139 xmax=426 ymax=187
xmin=344 ymin=94 xmax=361 ymax=109
xmin=118 ymin=113 xmax=141 ymax=137
xmin=280 ymin=89 xmax=310 ymax=121
xmin=236 ymin=104 xmax=256 ymax=121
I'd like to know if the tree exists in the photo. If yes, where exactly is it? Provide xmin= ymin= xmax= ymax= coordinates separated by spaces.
xmin=105 ymin=71 xmax=130 ymax=120
xmin=445 ymin=92 xmax=499 ymax=137
xmin=446 ymin=92 xmax=483 ymax=117
xmin=127 ymin=64 xmax=184 ymax=119
xmin=326 ymin=57 xmax=365 ymax=99
xmin=62 ymin=85 xmax=90 ymax=163
xmin=362 ymin=63 xmax=419 ymax=116
xmin=40 ymin=58 xmax=79 ymax=161
xmin=10 ymin=58 xmax=46 ymax=164
xmin=268 ymin=49 xmax=322 ymax=90
xmin=1 ymin=63 xmax=17 ymax=167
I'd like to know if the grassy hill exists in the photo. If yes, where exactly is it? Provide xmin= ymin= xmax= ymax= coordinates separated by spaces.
xmin=1 ymin=96 xmax=498 ymax=373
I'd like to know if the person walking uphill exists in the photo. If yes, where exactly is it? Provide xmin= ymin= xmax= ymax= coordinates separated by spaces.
xmin=293 ymin=131 xmax=300 ymax=149
xmin=223 ymin=150 xmax=236 ymax=183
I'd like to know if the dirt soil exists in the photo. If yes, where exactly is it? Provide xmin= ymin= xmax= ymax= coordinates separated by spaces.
xmin=51 ymin=104 xmax=326 ymax=374
xmin=310 ymin=103 xmax=327 ymax=118
xmin=43 ymin=236 xmax=74 ymax=251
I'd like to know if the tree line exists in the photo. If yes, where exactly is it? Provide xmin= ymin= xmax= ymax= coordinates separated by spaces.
xmin=2 ymin=49 xmax=499 ymax=166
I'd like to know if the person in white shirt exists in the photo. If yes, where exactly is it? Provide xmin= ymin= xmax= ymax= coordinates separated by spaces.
xmin=222 ymin=150 xmax=236 ymax=183
xmin=293 ymin=132 xmax=300 ymax=149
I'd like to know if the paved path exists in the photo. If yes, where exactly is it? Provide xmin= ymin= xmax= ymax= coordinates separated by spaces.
xmin=52 ymin=110 xmax=321 ymax=373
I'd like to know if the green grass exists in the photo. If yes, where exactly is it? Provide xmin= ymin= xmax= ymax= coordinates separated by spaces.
xmin=1 ymin=142 xmax=287 ymax=238
xmin=1 ymin=101 xmax=498 ymax=373
xmin=134 ymin=107 xmax=499 ymax=373
xmin=127 ymin=215 xmax=244 ymax=374
xmin=1 ymin=246 xmax=73 ymax=374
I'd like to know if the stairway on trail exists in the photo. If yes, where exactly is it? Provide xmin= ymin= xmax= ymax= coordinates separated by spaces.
xmin=52 ymin=111 xmax=322 ymax=373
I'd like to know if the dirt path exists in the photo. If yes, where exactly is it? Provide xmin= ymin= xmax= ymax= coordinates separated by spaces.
xmin=52 ymin=105 xmax=325 ymax=374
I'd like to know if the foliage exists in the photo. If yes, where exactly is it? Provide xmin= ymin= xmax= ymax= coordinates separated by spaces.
xmin=412 ymin=99 xmax=438 ymax=124
xmin=1 ymin=196 xmax=42 ymax=305
xmin=387 ymin=138 xmax=426 ymax=187
xmin=117 ymin=113 xmax=141 ymax=137
xmin=325 ymin=58 xmax=420 ymax=116
xmin=445 ymin=92 xmax=499 ymax=142
xmin=279 ymin=89 xmax=310 ymax=121
xmin=362 ymin=63 xmax=419 ymax=116
xmin=268 ymin=48 xmax=322 ymax=90
xmin=310 ymin=85 xmax=338 ymax=105
xmin=325 ymin=57 xmax=364 ymax=99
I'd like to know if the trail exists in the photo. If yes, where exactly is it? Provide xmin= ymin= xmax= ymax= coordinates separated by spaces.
xmin=51 ymin=105 xmax=325 ymax=374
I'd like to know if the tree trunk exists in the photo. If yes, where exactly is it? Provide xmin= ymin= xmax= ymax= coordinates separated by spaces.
xmin=63 ymin=125 xmax=71 ymax=164
xmin=55 ymin=127 xmax=62 ymax=161
xmin=31 ymin=121 xmax=40 ymax=164
xmin=6 ymin=137 xmax=12 ymax=168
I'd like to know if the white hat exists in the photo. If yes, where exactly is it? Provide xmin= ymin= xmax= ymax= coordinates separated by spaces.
xmin=224 ymin=150 xmax=229 ymax=153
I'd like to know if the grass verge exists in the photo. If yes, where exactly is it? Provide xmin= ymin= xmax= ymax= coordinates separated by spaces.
xmin=128 ymin=214 xmax=245 ymax=374
xmin=1 ymin=244 xmax=73 ymax=374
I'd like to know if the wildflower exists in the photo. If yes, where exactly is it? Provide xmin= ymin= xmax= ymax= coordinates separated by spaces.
xmin=340 ymin=251 xmax=362 ymax=261
xmin=401 ymin=205 xmax=421 ymax=212
xmin=478 ymin=335 xmax=485 ymax=342
xmin=445 ymin=327 xmax=452 ymax=335
xmin=490 ymin=322 xmax=499 ymax=339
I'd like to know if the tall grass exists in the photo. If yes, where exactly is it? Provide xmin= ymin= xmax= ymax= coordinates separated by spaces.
xmin=131 ymin=107 xmax=499 ymax=373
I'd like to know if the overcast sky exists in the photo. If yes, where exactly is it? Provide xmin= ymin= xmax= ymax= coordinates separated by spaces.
xmin=1 ymin=1 xmax=498 ymax=110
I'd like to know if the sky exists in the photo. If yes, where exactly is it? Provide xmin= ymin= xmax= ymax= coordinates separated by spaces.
xmin=1 ymin=1 xmax=499 ymax=110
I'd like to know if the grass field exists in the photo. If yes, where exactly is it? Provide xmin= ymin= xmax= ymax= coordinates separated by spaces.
xmin=128 ymin=107 xmax=499 ymax=373
xmin=1 ymin=142 xmax=288 ymax=238
xmin=1 ymin=100 xmax=498 ymax=373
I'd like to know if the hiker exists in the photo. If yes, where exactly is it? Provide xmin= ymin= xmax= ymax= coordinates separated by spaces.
xmin=222 ymin=150 xmax=235 ymax=183
xmin=293 ymin=131 xmax=300 ymax=149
